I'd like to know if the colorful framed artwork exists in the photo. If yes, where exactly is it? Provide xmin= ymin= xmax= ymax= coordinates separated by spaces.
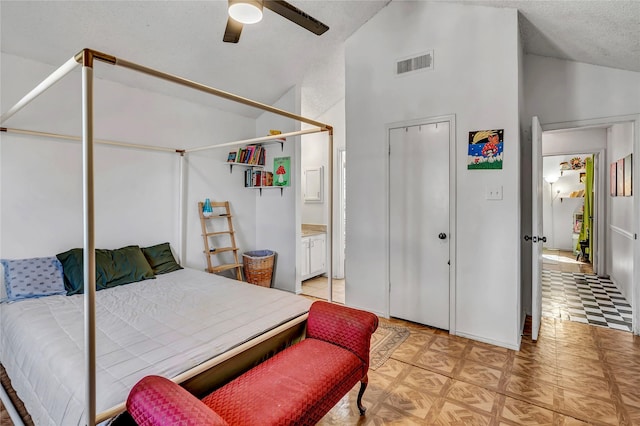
xmin=617 ymin=158 xmax=625 ymax=196
xmin=624 ymin=153 xmax=632 ymax=196
xmin=273 ymin=156 xmax=291 ymax=187
xmin=610 ymin=162 xmax=617 ymax=196
xmin=467 ymin=129 xmax=504 ymax=170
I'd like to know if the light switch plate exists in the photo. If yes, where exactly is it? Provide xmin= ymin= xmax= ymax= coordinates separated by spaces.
xmin=486 ymin=185 xmax=503 ymax=200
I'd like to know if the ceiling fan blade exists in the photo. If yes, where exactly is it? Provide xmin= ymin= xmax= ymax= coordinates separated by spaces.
xmin=223 ymin=17 xmax=243 ymax=43
xmin=264 ymin=1 xmax=329 ymax=35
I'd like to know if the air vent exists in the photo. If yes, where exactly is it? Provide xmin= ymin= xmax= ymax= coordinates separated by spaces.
xmin=396 ymin=51 xmax=433 ymax=75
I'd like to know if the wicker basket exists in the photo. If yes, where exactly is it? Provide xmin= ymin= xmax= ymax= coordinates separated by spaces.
xmin=243 ymin=250 xmax=275 ymax=287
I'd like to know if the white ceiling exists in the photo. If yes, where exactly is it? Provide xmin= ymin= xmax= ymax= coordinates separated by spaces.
xmin=1 ymin=0 xmax=638 ymax=118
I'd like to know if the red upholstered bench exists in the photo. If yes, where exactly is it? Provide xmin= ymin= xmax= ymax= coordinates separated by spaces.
xmin=126 ymin=301 xmax=379 ymax=425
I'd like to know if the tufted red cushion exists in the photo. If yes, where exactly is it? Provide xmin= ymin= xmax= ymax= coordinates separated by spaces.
xmin=306 ymin=300 xmax=379 ymax=368
xmin=127 ymin=375 xmax=228 ymax=426
xmin=202 ymin=339 xmax=363 ymax=426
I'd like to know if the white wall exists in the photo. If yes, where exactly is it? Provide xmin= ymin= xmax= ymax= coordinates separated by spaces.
xmin=1 ymin=53 xmax=256 ymax=270
xmin=300 ymin=99 xmax=346 ymax=224
xmin=345 ymin=2 xmax=521 ymax=349
xmin=524 ymin=55 xmax=640 ymax=125
xmin=543 ymin=128 xmax=607 ymax=156
xmin=607 ymin=123 xmax=634 ymax=303
xmin=255 ymin=87 xmax=301 ymax=293
xmin=300 ymin=131 xmax=328 ymax=225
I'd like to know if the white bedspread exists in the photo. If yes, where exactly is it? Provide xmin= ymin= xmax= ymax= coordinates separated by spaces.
xmin=0 ymin=268 xmax=312 ymax=425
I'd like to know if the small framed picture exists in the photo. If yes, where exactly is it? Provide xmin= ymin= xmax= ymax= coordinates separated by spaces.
xmin=624 ymin=153 xmax=632 ymax=196
xmin=273 ymin=156 xmax=291 ymax=187
xmin=610 ymin=162 xmax=617 ymax=196
xmin=617 ymin=158 xmax=625 ymax=196
xmin=227 ymin=151 xmax=237 ymax=162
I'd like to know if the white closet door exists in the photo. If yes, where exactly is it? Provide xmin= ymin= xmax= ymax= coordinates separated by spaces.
xmin=389 ymin=122 xmax=450 ymax=330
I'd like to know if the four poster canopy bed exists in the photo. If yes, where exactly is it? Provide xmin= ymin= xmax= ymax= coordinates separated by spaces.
xmin=0 ymin=48 xmax=336 ymax=425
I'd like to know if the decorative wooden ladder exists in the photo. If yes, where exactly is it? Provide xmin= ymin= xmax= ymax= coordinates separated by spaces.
xmin=198 ymin=200 xmax=243 ymax=280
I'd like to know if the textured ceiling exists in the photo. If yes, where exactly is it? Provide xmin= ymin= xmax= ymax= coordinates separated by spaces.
xmin=1 ymin=0 xmax=638 ymax=118
xmin=0 ymin=0 xmax=391 ymax=117
xmin=457 ymin=0 xmax=640 ymax=73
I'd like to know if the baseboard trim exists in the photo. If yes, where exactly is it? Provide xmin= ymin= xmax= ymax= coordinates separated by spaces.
xmin=455 ymin=331 xmax=520 ymax=351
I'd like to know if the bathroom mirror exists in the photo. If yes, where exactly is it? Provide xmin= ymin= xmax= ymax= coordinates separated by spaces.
xmin=304 ymin=167 xmax=323 ymax=203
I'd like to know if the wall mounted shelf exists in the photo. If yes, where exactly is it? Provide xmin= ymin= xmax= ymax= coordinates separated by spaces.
xmin=252 ymin=186 xmax=285 ymax=196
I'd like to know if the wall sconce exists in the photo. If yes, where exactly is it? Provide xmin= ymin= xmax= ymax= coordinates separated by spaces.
xmin=228 ymin=0 xmax=263 ymax=24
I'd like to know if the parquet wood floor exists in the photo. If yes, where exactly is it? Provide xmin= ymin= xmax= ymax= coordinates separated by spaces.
xmin=318 ymin=315 xmax=640 ymax=425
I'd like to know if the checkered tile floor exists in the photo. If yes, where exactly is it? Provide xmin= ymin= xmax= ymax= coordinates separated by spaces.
xmin=542 ymin=270 xmax=633 ymax=332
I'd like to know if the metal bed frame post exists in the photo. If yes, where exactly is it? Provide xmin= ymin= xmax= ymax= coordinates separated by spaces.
xmin=1 ymin=48 xmax=335 ymax=425
xmin=81 ymin=50 xmax=97 ymax=426
xmin=178 ymin=152 xmax=187 ymax=266
xmin=0 ymin=57 xmax=79 ymax=124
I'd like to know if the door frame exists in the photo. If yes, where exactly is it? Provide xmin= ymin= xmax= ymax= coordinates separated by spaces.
xmin=541 ymin=148 xmax=605 ymax=275
xmin=541 ymin=114 xmax=640 ymax=335
xmin=385 ymin=114 xmax=457 ymax=333
xmin=336 ymin=148 xmax=346 ymax=279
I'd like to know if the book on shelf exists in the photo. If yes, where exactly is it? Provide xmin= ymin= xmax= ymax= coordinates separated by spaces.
xmin=250 ymin=170 xmax=274 ymax=187
xmin=230 ymin=145 xmax=266 ymax=165
xmin=263 ymin=171 xmax=273 ymax=186
xmin=245 ymin=145 xmax=255 ymax=164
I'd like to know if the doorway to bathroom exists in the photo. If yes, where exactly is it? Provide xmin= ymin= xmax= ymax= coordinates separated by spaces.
xmin=301 ymin=148 xmax=347 ymax=304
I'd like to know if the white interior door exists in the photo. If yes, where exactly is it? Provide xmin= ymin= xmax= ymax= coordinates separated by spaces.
xmin=389 ymin=122 xmax=450 ymax=330
xmin=532 ymin=116 xmax=543 ymax=341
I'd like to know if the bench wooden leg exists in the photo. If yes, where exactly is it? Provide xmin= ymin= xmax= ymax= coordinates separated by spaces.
xmin=357 ymin=380 xmax=367 ymax=415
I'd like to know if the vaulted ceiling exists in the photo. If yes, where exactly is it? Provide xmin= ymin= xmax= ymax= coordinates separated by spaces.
xmin=1 ymin=1 xmax=638 ymax=117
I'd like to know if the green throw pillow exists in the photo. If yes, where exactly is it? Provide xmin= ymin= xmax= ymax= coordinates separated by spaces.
xmin=56 ymin=245 xmax=155 ymax=295
xmin=141 ymin=242 xmax=183 ymax=275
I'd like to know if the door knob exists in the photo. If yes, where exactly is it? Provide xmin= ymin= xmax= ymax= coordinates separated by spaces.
xmin=438 ymin=233 xmax=447 ymax=240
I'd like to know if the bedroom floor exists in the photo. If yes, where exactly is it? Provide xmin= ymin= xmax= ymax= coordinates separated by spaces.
xmin=318 ymin=315 xmax=640 ymax=425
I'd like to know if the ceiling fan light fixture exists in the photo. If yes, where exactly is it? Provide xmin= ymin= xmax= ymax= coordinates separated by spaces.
xmin=228 ymin=0 xmax=263 ymax=25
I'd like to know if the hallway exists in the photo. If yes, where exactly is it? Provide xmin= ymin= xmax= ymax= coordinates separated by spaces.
xmin=542 ymin=250 xmax=633 ymax=332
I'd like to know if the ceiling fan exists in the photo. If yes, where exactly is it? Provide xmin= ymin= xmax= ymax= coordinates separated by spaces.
xmin=224 ymin=0 xmax=329 ymax=43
